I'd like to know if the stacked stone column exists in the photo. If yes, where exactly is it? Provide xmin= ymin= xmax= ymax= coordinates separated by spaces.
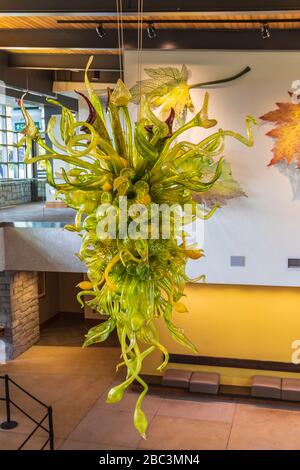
xmin=0 ymin=271 xmax=39 ymax=361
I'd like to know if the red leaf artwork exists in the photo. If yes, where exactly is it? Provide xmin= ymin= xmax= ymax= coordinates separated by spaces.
xmin=260 ymin=102 xmax=300 ymax=167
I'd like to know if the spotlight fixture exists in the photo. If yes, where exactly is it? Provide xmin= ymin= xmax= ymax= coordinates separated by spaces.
xmin=147 ymin=23 xmax=156 ymax=39
xmin=96 ymin=23 xmax=106 ymax=39
xmin=261 ymin=22 xmax=270 ymax=39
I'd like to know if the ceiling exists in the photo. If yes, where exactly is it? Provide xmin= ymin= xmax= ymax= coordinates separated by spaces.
xmin=0 ymin=2 xmax=300 ymax=84
xmin=2 ymin=12 xmax=300 ymax=30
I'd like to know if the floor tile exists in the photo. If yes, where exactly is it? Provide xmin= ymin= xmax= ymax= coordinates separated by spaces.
xmin=38 ymin=314 xmax=119 ymax=348
xmin=17 ymin=379 xmax=114 ymax=439
xmin=50 ymin=375 xmax=114 ymax=409
xmin=59 ymin=439 xmax=135 ymax=450
xmin=67 ymin=408 xmax=149 ymax=448
xmin=95 ymin=390 xmax=163 ymax=415
xmin=0 ymin=430 xmax=62 ymax=450
xmin=140 ymin=415 xmax=231 ymax=450
xmin=0 ymin=346 xmax=121 ymax=377
xmin=0 ymin=202 xmax=75 ymax=224
xmin=0 ymin=402 xmax=47 ymax=436
xmin=157 ymin=397 xmax=235 ymax=423
xmin=7 ymin=343 xmax=300 ymax=451
xmin=46 ymin=402 xmax=95 ymax=439
xmin=228 ymin=404 xmax=300 ymax=450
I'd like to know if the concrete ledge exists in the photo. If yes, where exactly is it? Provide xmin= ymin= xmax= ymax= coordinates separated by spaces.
xmin=282 ymin=378 xmax=300 ymax=401
xmin=189 ymin=371 xmax=220 ymax=394
xmin=162 ymin=369 xmax=192 ymax=389
xmin=0 ymin=226 xmax=84 ymax=273
xmin=251 ymin=375 xmax=281 ymax=399
xmin=45 ymin=201 xmax=67 ymax=209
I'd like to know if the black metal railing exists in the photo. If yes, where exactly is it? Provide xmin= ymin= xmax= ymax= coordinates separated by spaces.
xmin=0 ymin=374 xmax=54 ymax=450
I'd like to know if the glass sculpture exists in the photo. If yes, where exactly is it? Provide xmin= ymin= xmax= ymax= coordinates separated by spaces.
xmin=18 ymin=58 xmax=255 ymax=436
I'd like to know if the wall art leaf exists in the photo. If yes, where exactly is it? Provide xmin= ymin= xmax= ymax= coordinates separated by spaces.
xmin=260 ymin=101 xmax=300 ymax=167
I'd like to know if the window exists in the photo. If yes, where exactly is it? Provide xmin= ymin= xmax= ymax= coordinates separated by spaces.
xmin=35 ymin=139 xmax=47 ymax=180
xmin=0 ymin=104 xmax=45 ymax=180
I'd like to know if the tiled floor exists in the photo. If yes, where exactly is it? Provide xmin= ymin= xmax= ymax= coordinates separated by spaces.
xmin=0 ymin=202 xmax=75 ymax=223
xmin=2 ymin=346 xmax=300 ymax=450
xmin=38 ymin=314 xmax=119 ymax=348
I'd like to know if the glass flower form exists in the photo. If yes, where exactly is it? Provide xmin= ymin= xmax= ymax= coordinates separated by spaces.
xmin=130 ymin=64 xmax=251 ymax=125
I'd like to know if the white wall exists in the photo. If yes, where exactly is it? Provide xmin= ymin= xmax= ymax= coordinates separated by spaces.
xmin=58 ymin=272 xmax=83 ymax=313
xmin=3 ymin=226 xmax=85 ymax=272
xmin=39 ymin=272 xmax=84 ymax=326
xmin=124 ymin=50 xmax=300 ymax=287
xmin=39 ymin=272 xmax=59 ymax=325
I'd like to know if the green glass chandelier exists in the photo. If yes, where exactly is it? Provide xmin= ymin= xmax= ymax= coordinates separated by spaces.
xmin=17 ymin=57 xmax=255 ymax=437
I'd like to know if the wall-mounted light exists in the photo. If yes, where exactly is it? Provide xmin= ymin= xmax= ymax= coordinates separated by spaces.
xmin=147 ymin=23 xmax=157 ymax=39
xmin=261 ymin=22 xmax=271 ymax=39
xmin=96 ymin=23 xmax=106 ymax=39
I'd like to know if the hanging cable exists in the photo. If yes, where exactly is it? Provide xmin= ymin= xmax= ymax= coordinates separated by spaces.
xmin=137 ymin=0 xmax=144 ymax=118
xmin=116 ymin=0 xmax=125 ymax=79
xmin=116 ymin=0 xmax=125 ymax=131
xmin=25 ymin=70 xmax=29 ymax=93
xmin=116 ymin=0 xmax=122 ymax=79
xmin=137 ymin=0 xmax=140 ymax=86
xmin=119 ymin=0 xmax=124 ymax=75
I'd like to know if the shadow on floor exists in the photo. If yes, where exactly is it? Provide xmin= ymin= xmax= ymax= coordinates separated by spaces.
xmin=38 ymin=313 xmax=119 ymax=348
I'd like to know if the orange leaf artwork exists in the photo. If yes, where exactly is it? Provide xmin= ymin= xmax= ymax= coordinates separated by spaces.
xmin=260 ymin=102 xmax=300 ymax=167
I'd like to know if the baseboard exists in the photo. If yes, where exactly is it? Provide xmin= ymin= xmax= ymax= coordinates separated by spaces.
xmin=169 ymin=353 xmax=300 ymax=373
xmin=40 ymin=312 xmax=84 ymax=330
xmin=40 ymin=312 xmax=61 ymax=330
xmin=135 ymin=375 xmax=300 ymax=408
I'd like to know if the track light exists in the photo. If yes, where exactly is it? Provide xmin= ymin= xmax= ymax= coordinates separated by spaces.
xmin=96 ymin=23 xmax=106 ymax=39
xmin=147 ymin=23 xmax=156 ymax=39
xmin=261 ymin=22 xmax=270 ymax=39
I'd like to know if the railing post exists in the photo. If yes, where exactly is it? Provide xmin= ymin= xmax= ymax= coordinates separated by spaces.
xmin=0 ymin=375 xmax=18 ymax=429
xmin=48 ymin=406 xmax=54 ymax=450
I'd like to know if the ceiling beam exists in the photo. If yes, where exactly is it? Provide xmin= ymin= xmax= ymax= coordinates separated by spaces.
xmin=57 ymin=18 xmax=300 ymax=25
xmin=6 ymin=87 xmax=78 ymax=111
xmin=0 ymin=30 xmax=118 ymax=49
xmin=0 ymin=53 xmax=78 ymax=109
xmin=8 ymin=53 xmax=121 ymax=71
xmin=3 ymin=28 xmax=300 ymax=51
xmin=0 ymin=1 xmax=299 ymax=15
xmin=55 ymin=70 xmax=120 ymax=84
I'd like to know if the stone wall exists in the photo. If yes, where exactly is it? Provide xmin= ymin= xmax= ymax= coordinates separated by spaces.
xmin=0 ymin=272 xmax=11 ymax=361
xmin=0 ymin=179 xmax=32 ymax=206
xmin=37 ymin=179 xmax=46 ymax=201
xmin=0 ymin=271 xmax=39 ymax=360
